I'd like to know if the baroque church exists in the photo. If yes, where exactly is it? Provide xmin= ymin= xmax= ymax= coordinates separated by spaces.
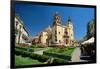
xmin=32 ymin=12 xmax=74 ymax=47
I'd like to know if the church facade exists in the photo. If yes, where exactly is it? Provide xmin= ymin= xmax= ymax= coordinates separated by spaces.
xmin=33 ymin=12 xmax=74 ymax=47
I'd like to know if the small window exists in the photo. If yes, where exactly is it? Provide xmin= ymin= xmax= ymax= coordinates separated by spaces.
xmin=59 ymin=32 xmax=60 ymax=34
xmin=66 ymin=39 xmax=68 ymax=44
xmin=67 ymin=36 xmax=69 ymax=38
xmin=59 ymin=40 xmax=61 ymax=43
xmin=55 ymin=39 xmax=57 ymax=41
xmin=65 ymin=32 xmax=68 ymax=35
xmin=16 ymin=21 xmax=18 ymax=26
xmin=55 ymin=35 xmax=57 ymax=41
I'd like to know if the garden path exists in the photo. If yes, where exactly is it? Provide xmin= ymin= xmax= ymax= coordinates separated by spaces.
xmin=71 ymin=47 xmax=87 ymax=62
xmin=33 ymin=48 xmax=50 ymax=55
xmin=71 ymin=47 xmax=81 ymax=62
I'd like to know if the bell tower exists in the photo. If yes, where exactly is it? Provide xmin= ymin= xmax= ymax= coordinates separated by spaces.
xmin=53 ymin=12 xmax=61 ymax=26
xmin=51 ymin=12 xmax=64 ymax=47
xmin=65 ymin=16 xmax=74 ymax=45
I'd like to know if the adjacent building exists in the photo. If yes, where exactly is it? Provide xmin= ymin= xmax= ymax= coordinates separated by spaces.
xmin=15 ymin=15 xmax=30 ymax=45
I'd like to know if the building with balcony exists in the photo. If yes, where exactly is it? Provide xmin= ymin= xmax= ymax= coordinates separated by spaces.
xmin=15 ymin=15 xmax=30 ymax=45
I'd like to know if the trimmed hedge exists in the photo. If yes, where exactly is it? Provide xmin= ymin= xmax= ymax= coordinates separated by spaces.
xmin=15 ymin=46 xmax=34 ymax=52
xmin=15 ymin=48 xmax=23 ymax=56
xmin=28 ymin=48 xmax=34 ymax=52
xmin=15 ymin=48 xmax=49 ymax=62
xmin=43 ymin=47 xmax=75 ymax=60
xmin=43 ymin=51 xmax=71 ymax=60
xmin=21 ymin=51 xmax=31 ymax=57
xmin=30 ymin=53 xmax=49 ymax=62
xmin=52 ymin=58 xmax=68 ymax=64
xmin=15 ymin=48 xmax=69 ymax=64
xmin=29 ymin=45 xmax=38 ymax=48
xmin=15 ymin=46 xmax=28 ymax=51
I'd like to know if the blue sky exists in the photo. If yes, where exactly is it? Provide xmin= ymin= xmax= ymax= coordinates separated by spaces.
xmin=15 ymin=2 xmax=94 ymax=40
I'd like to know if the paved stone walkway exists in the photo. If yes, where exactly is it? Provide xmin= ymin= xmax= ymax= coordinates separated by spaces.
xmin=71 ymin=47 xmax=81 ymax=62
xmin=71 ymin=47 xmax=88 ymax=62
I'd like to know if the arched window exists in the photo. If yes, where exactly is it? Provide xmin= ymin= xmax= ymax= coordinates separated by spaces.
xmin=66 ymin=39 xmax=68 ymax=44
xmin=59 ymin=40 xmax=61 ymax=43
xmin=65 ymin=32 xmax=68 ymax=35
xmin=59 ymin=32 xmax=60 ymax=34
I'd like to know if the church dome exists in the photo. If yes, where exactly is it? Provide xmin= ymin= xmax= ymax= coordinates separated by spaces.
xmin=45 ymin=26 xmax=51 ymax=33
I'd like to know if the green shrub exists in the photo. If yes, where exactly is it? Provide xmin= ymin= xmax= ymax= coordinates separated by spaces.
xmin=28 ymin=48 xmax=34 ymax=52
xmin=30 ymin=53 xmax=49 ymax=62
xmin=15 ymin=48 xmax=22 ymax=55
xmin=43 ymin=51 xmax=71 ymax=60
xmin=21 ymin=51 xmax=31 ymax=57
xmin=15 ymin=48 xmax=49 ymax=62
xmin=30 ymin=45 xmax=37 ymax=48
xmin=43 ymin=47 xmax=75 ymax=60
xmin=30 ymin=53 xmax=38 ymax=59
xmin=15 ymin=46 xmax=28 ymax=51
xmin=52 ymin=58 xmax=68 ymax=64
xmin=39 ymin=55 xmax=49 ymax=62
